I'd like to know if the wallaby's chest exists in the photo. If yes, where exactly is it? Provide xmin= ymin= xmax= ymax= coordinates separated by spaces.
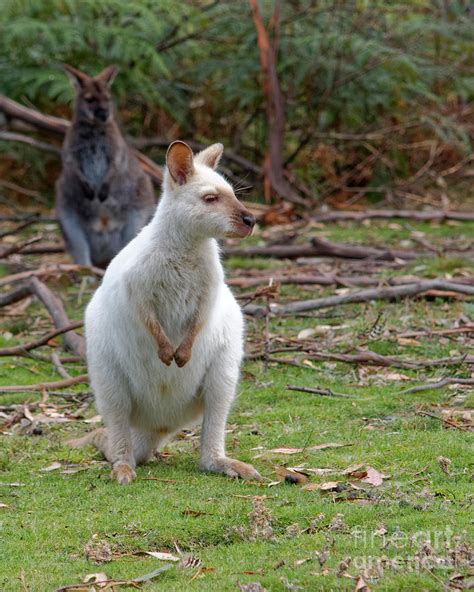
xmin=151 ymin=261 xmax=208 ymax=333
xmin=74 ymin=129 xmax=112 ymax=188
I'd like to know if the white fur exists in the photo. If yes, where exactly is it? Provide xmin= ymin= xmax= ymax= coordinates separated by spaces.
xmin=84 ymin=143 xmax=260 ymax=482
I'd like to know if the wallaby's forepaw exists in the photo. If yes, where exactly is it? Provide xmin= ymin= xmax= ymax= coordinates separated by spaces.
xmin=174 ymin=344 xmax=192 ymax=368
xmin=158 ymin=342 xmax=174 ymax=366
xmin=111 ymin=463 xmax=136 ymax=485
xmin=201 ymin=457 xmax=262 ymax=481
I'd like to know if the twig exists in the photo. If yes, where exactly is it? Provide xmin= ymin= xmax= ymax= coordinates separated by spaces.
xmin=0 ymin=130 xmax=61 ymax=154
xmin=398 ymin=325 xmax=474 ymax=338
xmin=0 ymin=321 xmax=83 ymax=357
xmin=244 ymin=279 xmax=474 ymax=316
xmin=415 ymin=410 xmax=470 ymax=431
xmin=0 ymin=217 xmax=40 ymax=238
xmin=286 ymin=384 xmax=351 ymax=398
xmin=50 ymin=352 xmax=72 ymax=380
xmin=0 ymin=285 xmax=32 ymax=308
xmin=0 ymin=263 xmax=104 ymax=287
xmin=0 ymin=235 xmax=44 ymax=259
xmin=254 ymin=350 xmax=473 ymax=370
xmin=0 ymin=374 xmax=89 ymax=393
xmin=225 ymin=237 xmax=418 ymax=260
xmin=312 ymin=209 xmax=474 ymax=223
xmin=29 ymin=277 xmax=86 ymax=359
xmin=397 ymin=377 xmax=474 ymax=395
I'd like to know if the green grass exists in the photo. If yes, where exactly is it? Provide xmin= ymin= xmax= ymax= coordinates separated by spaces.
xmin=1 ymin=219 xmax=473 ymax=591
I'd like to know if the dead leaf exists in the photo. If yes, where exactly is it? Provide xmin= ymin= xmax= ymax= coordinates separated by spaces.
xmin=83 ymin=572 xmax=108 ymax=588
xmin=0 ymin=503 xmax=9 ymax=508
xmin=266 ymin=443 xmax=346 ymax=455
xmin=275 ymin=466 xmax=309 ymax=485
xmin=303 ymin=481 xmax=339 ymax=491
xmin=297 ymin=328 xmax=316 ymax=340
xmin=146 ymin=551 xmax=180 ymax=562
xmin=362 ymin=467 xmax=384 ymax=487
xmin=40 ymin=461 xmax=62 ymax=472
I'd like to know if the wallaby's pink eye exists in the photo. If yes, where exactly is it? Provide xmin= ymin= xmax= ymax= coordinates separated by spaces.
xmin=203 ymin=194 xmax=219 ymax=203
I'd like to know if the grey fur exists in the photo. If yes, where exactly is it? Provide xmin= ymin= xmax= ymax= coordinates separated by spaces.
xmin=56 ymin=65 xmax=156 ymax=268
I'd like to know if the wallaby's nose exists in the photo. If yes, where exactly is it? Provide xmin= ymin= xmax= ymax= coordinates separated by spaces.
xmin=241 ymin=213 xmax=256 ymax=228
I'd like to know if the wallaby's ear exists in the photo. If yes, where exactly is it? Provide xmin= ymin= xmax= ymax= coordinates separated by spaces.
xmin=63 ymin=64 xmax=89 ymax=89
xmin=95 ymin=65 xmax=119 ymax=87
xmin=194 ymin=143 xmax=223 ymax=170
xmin=166 ymin=141 xmax=194 ymax=185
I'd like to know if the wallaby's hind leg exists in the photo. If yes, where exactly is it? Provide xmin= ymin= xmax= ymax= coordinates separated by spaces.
xmin=199 ymin=349 xmax=262 ymax=481
xmin=57 ymin=204 xmax=92 ymax=266
xmin=68 ymin=427 xmax=159 ymax=471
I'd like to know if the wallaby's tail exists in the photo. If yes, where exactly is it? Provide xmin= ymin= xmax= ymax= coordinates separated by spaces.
xmin=67 ymin=428 xmax=109 ymax=458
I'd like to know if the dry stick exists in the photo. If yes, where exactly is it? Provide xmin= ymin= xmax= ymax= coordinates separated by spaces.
xmin=29 ymin=277 xmax=86 ymax=359
xmin=0 ymin=130 xmax=61 ymax=154
xmin=0 ymin=218 xmax=41 ymax=239
xmin=415 ymin=410 xmax=470 ymax=431
xmin=398 ymin=325 xmax=474 ymax=338
xmin=0 ymin=374 xmax=89 ymax=393
xmin=16 ymin=241 xmax=64 ymax=255
xmin=229 ymin=273 xmax=474 ymax=290
xmin=0 ymin=285 xmax=32 ymax=308
xmin=50 ymin=352 xmax=72 ymax=379
xmin=312 ymin=209 xmax=474 ymax=223
xmin=0 ymin=235 xmax=44 ymax=259
xmin=0 ymin=264 xmax=104 ymax=288
xmin=257 ymin=351 xmax=473 ymax=370
xmin=397 ymin=377 xmax=474 ymax=395
xmin=0 ymin=321 xmax=83 ymax=357
xmin=225 ymin=236 xmax=419 ymax=260
xmin=243 ymin=279 xmax=474 ymax=317
xmin=286 ymin=384 xmax=351 ymax=398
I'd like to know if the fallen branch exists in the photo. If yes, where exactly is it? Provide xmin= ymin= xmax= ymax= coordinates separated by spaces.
xmin=0 ymin=264 xmax=103 ymax=288
xmin=252 ymin=350 xmax=473 ymax=370
xmin=286 ymin=384 xmax=351 ymax=398
xmin=243 ymin=279 xmax=474 ymax=316
xmin=397 ymin=377 xmax=474 ymax=395
xmin=225 ymin=236 xmax=418 ymax=260
xmin=0 ymin=285 xmax=32 ymax=308
xmin=312 ymin=208 xmax=474 ymax=223
xmin=29 ymin=277 xmax=86 ymax=359
xmin=0 ymin=321 xmax=83 ymax=357
xmin=0 ymin=130 xmax=61 ymax=154
xmin=50 ymin=351 xmax=72 ymax=380
xmin=0 ymin=374 xmax=88 ymax=393
xmin=399 ymin=325 xmax=474 ymax=338
xmin=0 ymin=235 xmax=44 ymax=259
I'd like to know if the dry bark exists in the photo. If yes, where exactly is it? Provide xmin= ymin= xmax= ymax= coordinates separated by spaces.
xmin=248 ymin=0 xmax=307 ymax=206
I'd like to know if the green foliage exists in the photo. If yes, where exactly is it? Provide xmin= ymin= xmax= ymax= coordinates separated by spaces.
xmin=0 ymin=0 xmax=473 ymax=199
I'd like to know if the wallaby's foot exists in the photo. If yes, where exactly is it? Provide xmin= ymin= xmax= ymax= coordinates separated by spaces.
xmin=158 ymin=342 xmax=174 ymax=366
xmin=111 ymin=462 xmax=136 ymax=485
xmin=201 ymin=457 xmax=262 ymax=481
xmin=174 ymin=343 xmax=192 ymax=368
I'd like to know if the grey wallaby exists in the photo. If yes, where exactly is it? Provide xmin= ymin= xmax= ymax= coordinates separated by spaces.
xmin=56 ymin=64 xmax=156 ymax=268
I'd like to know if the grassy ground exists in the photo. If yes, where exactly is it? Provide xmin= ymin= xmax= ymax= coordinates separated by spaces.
xmin=1 ymin=218 xmax=473 ymax=591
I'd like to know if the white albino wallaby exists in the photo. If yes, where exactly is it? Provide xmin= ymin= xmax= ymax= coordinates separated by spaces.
xmin=69 ymin=140 xmax=261 ymax=485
